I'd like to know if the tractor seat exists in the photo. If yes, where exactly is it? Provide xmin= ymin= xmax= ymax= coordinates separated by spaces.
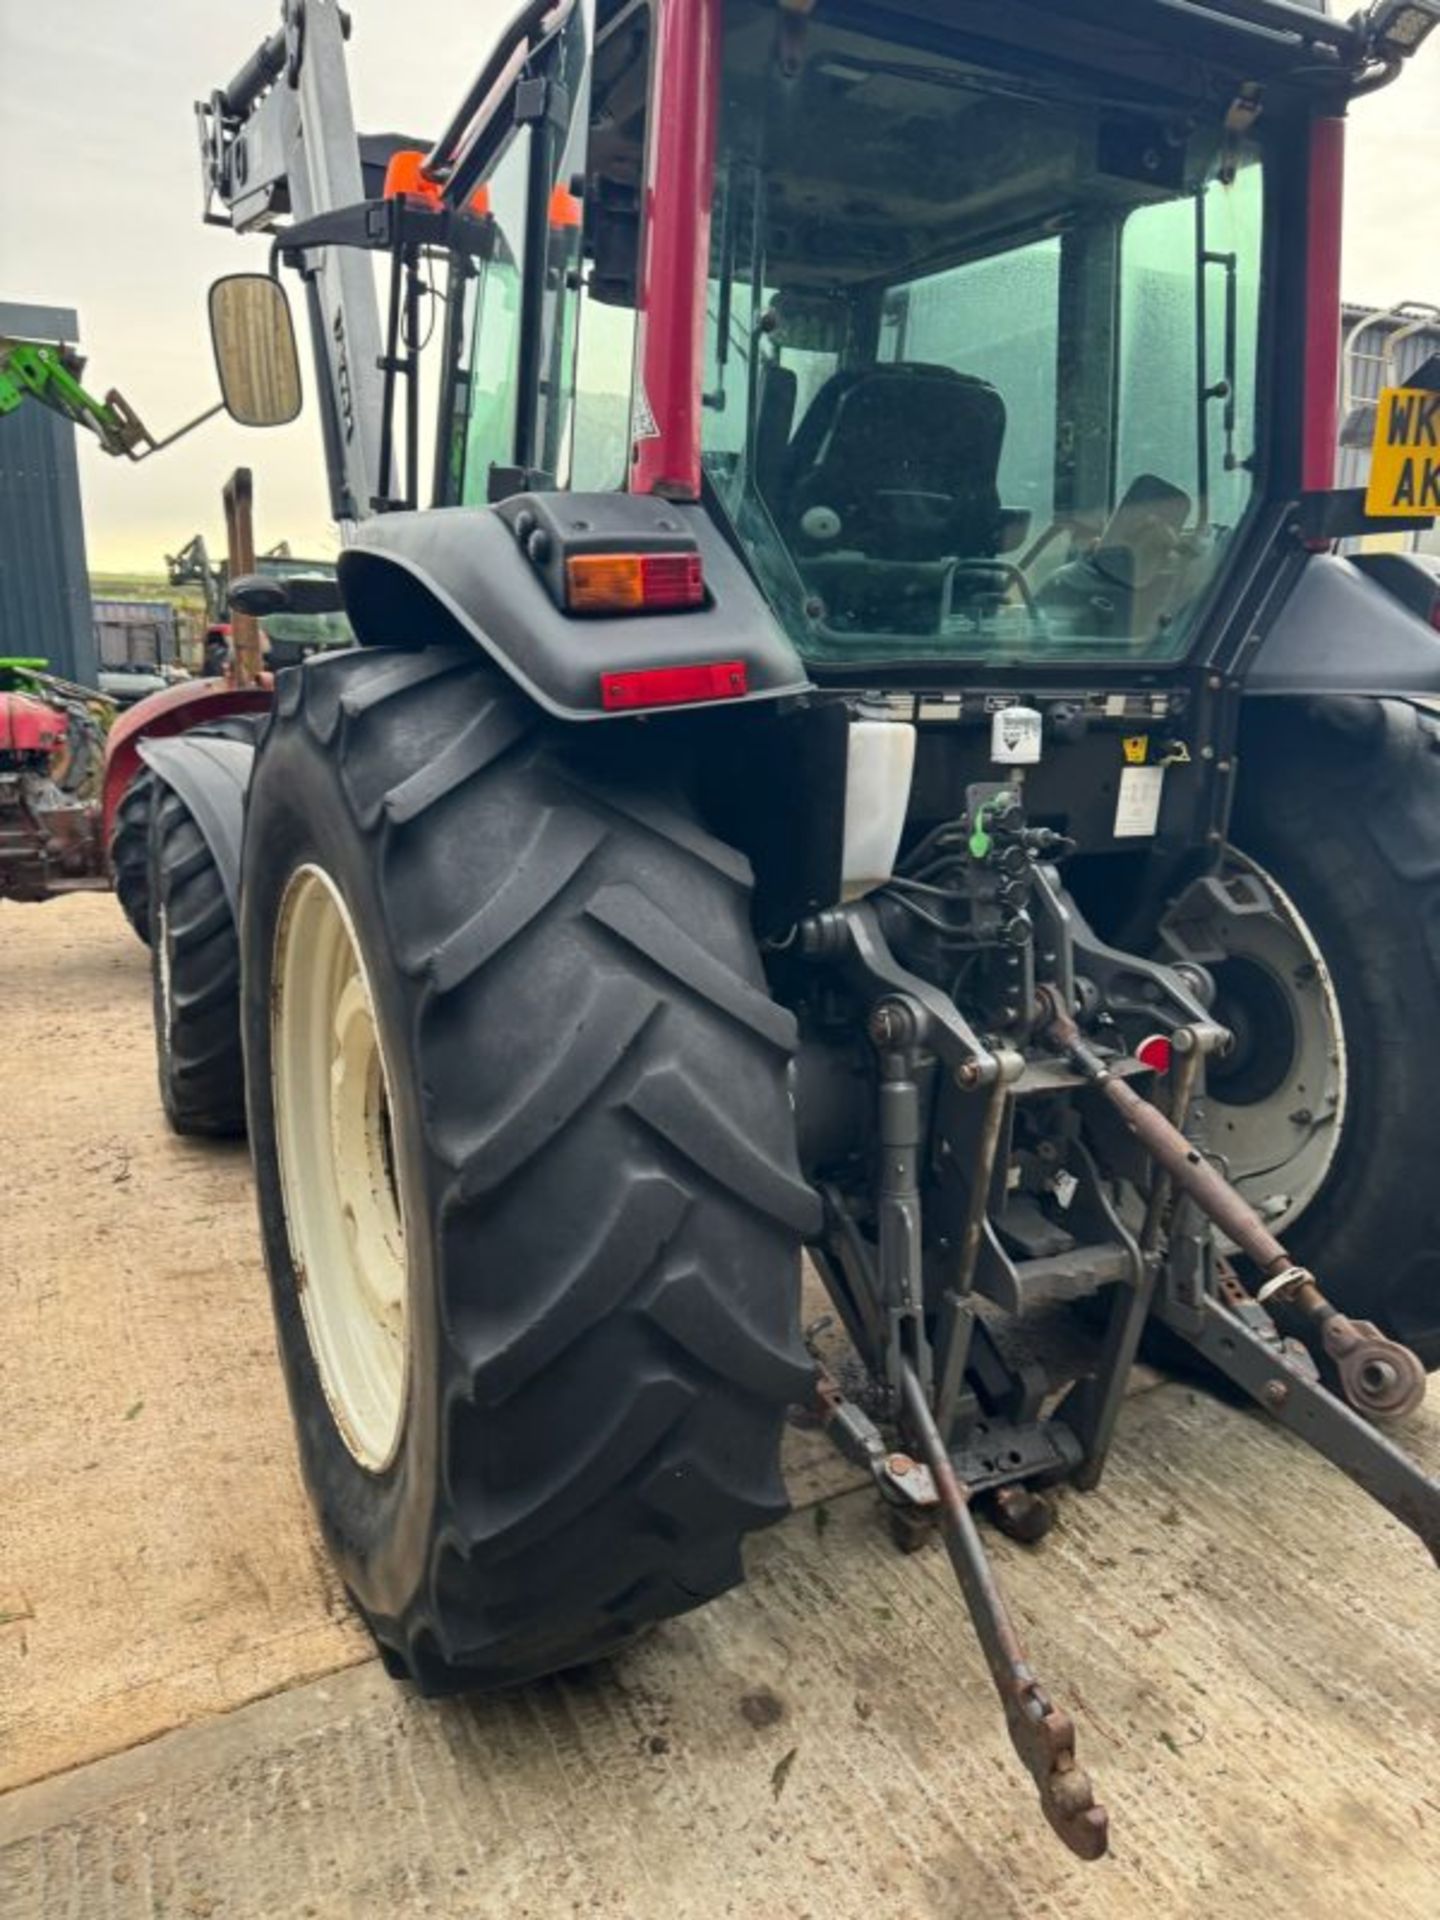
xmin=775 ymin=363 xmax=1007 ymax=565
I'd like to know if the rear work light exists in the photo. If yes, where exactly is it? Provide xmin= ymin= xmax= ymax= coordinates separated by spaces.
xmin=565 ymin=551 xmax=705 ymax=615
xmin=600 ymin=663 xmax=748 ymax=711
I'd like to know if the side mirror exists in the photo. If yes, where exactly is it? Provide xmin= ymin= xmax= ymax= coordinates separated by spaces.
xmin=208 ymin=275 xmax=303 ymax=428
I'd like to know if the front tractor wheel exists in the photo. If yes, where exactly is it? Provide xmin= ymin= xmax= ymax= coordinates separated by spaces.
xmin=242 ymin=645 xmax=818 ymax=1690
xmin=1214 ymin=699 xmax=1440 ymax=1366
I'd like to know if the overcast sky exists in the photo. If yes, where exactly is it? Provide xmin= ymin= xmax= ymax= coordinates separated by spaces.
xmin=2 ymin=0 xmax=1436 ymax=571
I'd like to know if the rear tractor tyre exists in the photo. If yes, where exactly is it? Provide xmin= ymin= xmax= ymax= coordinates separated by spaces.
xmin=1216 ymin=698 xmax=1440 ymax=1366
xmin=149 ymin=781 xmax=246 ymax=1137
xmin=240 ymin=645 xmax=818 ymax=1690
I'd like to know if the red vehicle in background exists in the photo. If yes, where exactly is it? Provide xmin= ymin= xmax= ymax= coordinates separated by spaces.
xmin=1 ymin=467 xmax=347 ymax=931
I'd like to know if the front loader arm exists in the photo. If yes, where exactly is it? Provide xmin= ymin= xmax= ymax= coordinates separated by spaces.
xmin=0 ymin=339 xmax=152 ymax=458
xmin=196 ymin=0 xmax=386 ymax=525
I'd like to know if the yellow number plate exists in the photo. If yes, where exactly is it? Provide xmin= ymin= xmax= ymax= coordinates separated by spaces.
xmin=1365 ymin=385 xmax=1440 ymax=519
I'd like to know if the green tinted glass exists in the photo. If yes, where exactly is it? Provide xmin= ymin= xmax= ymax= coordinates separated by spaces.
xmin=701 ymin=0 xmax=1265 ymax=668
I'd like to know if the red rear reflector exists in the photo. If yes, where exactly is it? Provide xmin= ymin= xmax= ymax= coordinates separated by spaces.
xmin=1136 ymin=1034 xmax=1173 ymax=1075
xmin=566 ymin=551 xmax=704 ymax=614
xmin=600 ymin=663 xmax=748 ymax=711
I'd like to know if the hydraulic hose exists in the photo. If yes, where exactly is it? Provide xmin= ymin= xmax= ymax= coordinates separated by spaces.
xmin=221 ymin=29 xmax=287 ymax=118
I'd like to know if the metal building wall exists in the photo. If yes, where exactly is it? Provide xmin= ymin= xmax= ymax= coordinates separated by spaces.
xmin=0 ymin=301 xmax=99 ymax=685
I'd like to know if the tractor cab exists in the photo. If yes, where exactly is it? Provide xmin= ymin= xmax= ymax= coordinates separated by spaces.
xmin=434 ymin=0 xmax=1313 ymax=677
xmin=696 ymin=1 xmax=1271 ymax=663
xmin=199 ymin=0 xmax=1437 ymax=706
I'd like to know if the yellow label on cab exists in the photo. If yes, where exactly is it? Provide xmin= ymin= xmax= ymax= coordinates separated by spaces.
xmin=1366 ymin=386 xmax=1440 ymax=519
xmin=1122 ymin=735 xmax=1149 ymax=765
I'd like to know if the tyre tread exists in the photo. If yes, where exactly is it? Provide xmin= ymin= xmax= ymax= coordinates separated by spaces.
xmin=151 ymin=786 xmax=246 ymax=1136
xmin=1235 ymin=698 xmax=1440 ymax=1362
xmin=246 ymin=647 xmax=814 ymax=1689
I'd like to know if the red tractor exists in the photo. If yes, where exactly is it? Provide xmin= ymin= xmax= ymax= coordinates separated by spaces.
xmin=131 ymin=0 xmax=1440 ymax=1860
xmin=0 ymin=664 xmax=110 ymax=902
xmin=103 ymin=469 xmax=282 ymax=949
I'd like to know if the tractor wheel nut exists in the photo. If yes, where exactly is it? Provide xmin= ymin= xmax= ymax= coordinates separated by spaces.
xmin=1262 ymin=1379 xmax=1289 ymax=1409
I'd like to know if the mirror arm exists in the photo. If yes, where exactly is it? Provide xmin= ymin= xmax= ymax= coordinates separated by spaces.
xmin=122 ymin=400 xmax=228 ymax=463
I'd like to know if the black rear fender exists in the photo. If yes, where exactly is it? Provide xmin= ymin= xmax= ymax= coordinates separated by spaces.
xmin=1245 ymin=551 xmax=1440 ymax=699
xmin=335 ymin=497 xmax=811 ymax=722
xmin=136 ymin=735 xmax=253 ymax=915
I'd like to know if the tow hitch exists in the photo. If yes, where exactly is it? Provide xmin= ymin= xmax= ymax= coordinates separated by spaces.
xmin=804 ymin=897 xmax=1440 ymax=1862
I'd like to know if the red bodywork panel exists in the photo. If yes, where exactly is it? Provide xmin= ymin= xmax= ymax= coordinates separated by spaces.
xmin=1303 ymin=116 xmax=1345 ymax=501
xmin=0 ymin=691 xmax=68 ymax=759
xmin=632 ymin=0 xmax=721 ymax=501
xmin=101 ymin=679 xmax=271 ymax=841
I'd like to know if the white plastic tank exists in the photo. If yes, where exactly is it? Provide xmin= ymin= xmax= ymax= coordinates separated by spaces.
xmin=841 ymin=713 xmax=917 ymax=899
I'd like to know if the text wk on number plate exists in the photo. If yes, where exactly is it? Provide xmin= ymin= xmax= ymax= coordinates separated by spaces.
xmin=1366 ymin=385 xmax=1440 ymax=518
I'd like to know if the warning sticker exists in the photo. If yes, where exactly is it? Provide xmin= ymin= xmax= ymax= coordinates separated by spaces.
xmin=1122 ymin=734 xmax=1150 ymax=766
xmin=631 ymin=382 xmax=661 ymax=443
xmin=1365 ymin=386 xmax=1440 ymax=519
xmin=1114 ymin=765 xmax=1165 ymax=839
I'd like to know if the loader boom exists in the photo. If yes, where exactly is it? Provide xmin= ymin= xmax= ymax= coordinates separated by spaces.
xmin=0 ymin=337 xmax=154 ymax=459
xmin=197 ymin=0 xmax=388 ymax=524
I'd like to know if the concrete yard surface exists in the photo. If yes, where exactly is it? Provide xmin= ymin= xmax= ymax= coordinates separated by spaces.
xmin=2 ymin=895 xmax=1439 ymax=1919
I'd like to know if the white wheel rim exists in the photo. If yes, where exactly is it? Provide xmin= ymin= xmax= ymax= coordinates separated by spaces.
xmin=1206 ymin=849 xmax=1348 ymax=1234
xmin=272 ymin=864 xmax=409 ymax=1470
